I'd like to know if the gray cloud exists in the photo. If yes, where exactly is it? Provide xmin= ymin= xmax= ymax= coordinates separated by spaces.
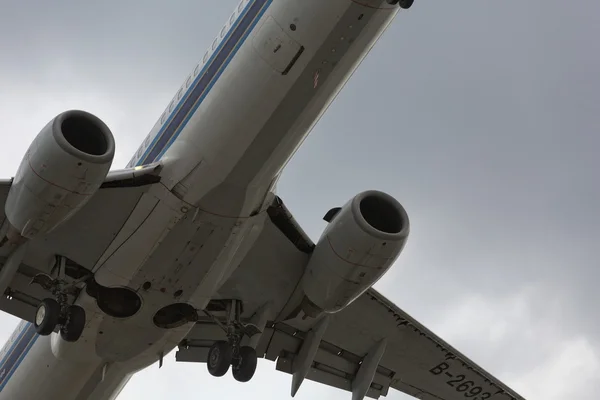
xmin=1 ymin=0 xmax=599 ymax=399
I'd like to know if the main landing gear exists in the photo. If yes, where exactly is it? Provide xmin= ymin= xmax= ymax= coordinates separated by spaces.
xmin=204 ymin=300 xmax=260 ymax=382
xmin=31 ymin=273 xmax=86 ymax=342
xmin=387 ymin=0 xmax=414 ymax=9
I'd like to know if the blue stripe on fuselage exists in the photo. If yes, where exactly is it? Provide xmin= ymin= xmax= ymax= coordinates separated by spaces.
xmin=0 ymin=322 xmax=28 ymax=372
xmin=136 ymin=0 xmax=272 ymax=166
xmin=0 ymin=323 xmax=38 ymax=391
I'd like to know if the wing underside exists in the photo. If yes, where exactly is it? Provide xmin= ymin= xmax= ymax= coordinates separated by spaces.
xmin=0 ymin=165 xmax=162 ymax=323
xmin=177 ymin=196 xmax=526 ymax=400
xmin=178 ymin=291 xmax=524 ymax=400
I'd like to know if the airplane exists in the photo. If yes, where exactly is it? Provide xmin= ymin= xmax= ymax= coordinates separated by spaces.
xmin=0 ymin=0 xmax=527 ymax=399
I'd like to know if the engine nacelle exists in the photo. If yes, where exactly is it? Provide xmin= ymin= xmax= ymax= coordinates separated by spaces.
xmin=5 ymin=110 xmax=115 ymax=240
xmin=301 ymin=190 xmax=409 ymax=317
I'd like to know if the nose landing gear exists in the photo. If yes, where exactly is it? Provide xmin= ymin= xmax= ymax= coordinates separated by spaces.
xmin=31 ymin=273 xmax=87 ymax=342
xmin=203 ymin=300 xmax=260 ymax=382
xmin=387 ymin=0 xmax=415 ymax=9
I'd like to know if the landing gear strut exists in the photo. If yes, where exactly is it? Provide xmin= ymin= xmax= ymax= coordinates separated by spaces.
xmin=203 ymin=300 xmax=260 ymax=382
xmin=31 ymin=273 xmax=87 ymax=342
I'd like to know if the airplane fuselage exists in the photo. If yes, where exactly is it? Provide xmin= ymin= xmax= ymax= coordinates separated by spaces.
xmin=0 ymin=1 xmax=400 ymax=399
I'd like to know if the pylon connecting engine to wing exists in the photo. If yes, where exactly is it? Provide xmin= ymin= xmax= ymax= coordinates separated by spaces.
xmin=4 ymin=110 xmax=115 ymax=241
xmin=300 ymin=190 xmax=409 ymax=317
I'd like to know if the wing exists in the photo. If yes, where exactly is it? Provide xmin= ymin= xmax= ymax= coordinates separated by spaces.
xmin=177 ymin=196 xmax=526 ymax=400
xmin=0 ymin=164 xmax=162 ymax=322
xmin=265 ymin=289 xmax=525 ymax=400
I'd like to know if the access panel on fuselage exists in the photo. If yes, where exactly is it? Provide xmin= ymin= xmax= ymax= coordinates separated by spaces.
xmin=252 ymin=16 xmax=304 ymax=74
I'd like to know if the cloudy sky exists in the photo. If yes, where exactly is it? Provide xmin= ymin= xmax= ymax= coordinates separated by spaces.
xmin=1 ymin=0 xmax=599 ymax=399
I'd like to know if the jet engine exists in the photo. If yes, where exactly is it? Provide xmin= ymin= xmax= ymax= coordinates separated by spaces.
xmin=301 ymin=190 xmax=409 ymax=317
xmin=5 ymin=110 xmax=115 ymax=240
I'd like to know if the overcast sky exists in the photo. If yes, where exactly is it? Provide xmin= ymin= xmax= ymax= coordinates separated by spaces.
xmin=0 ymin=0 xmax=599 ymax=399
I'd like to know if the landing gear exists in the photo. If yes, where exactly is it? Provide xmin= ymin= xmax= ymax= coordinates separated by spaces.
xmin=207 ymin=341 xmax=233 ymax=377
xmin=387 ymin=0 xmax=414 ymax=9
xmin=33 ymin=298 xmax=87 ymax=342
xmin=34 ymin=299 xmax=86 ymax=342
xmin=232 ymin=346 xmax=258 ymax=383
xmin=60 ymin=305 xmax=86 ymax=342
xmin=34 ymin=298 xmax=60 ymax=336
xmin=203 ymin=300 xmax=260 ymax=382
xmin=31 ymin=273 xmax=87 ymax=342
xmin=206 ymin=342 xmax=258 ymax=382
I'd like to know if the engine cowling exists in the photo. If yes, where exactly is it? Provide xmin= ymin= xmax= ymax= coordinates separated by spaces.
xmin=5 ymin=110 xmax=115 ymax=240
xmin=301 ymin=190 xmax=409 ymax=317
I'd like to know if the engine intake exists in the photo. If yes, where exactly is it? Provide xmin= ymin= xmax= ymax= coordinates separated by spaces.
xmin=5 ymin=110 xmax=115 ymax=240
xmin=59 ymin=113 xmax=112 ymax=157
xmin=358 ymin=193 xmax=405 ymax=234
xmin=301 ymin=190 xmax=409 ymax=317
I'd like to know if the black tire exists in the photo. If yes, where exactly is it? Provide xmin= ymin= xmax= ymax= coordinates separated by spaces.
xmin=34 ymin=298 xmax=60 ymax=336
xmin=232 ymin=346 xmax=257 ymax=383
xmin=399 ymin=0 xmax=414 ymax=9
xmin=207 ymin=341 xmax=233 ymax=377
xmin=60 ymin=305 xmax=86 ymax=342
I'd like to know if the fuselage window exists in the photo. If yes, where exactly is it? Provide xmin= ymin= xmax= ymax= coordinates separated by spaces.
xmin=186 ymin=75 xmax=192 ymax=88
xmin=160 ymin=112 xmax=166 ymax=124
xmin=238 ymin=1 xmax=244 ymax=13
xmin=220 ymin=25 xmax=227 ymax=39
xmin=229 ymin=13 xmax=236 ymax=25
xmin=169 ymin=101 xmax=175 ymax=113
xmin=177 ymin=88 xmax=183 ymax=100
xmin=194 ymin=63 xmax=201 ymax=76
xmin=203 ymin=51 xmax=209 ymax=64
xmin=144 ymin=135 xmax=151 ymax=147
xmin=212 ymin=38 xmax=218 ymax=51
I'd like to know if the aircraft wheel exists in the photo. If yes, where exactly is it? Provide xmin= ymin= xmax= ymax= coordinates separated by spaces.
xmin=386 ymin=0 xmax=414 ymax=8
xmin=207 ymin=341 xmax=233 ymax=377
xmin=34 ymin=298 xmax=61 ymax=336
xmin=60 ymin=305 xmax=86 ymax=342
xmin=399 ymin=0 xmax=414 ymax=9
xmin=232 ymin=346 xmax=257 ymax=382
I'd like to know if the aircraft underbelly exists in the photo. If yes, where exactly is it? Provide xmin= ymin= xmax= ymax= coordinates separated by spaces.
xmin=160 ymin=0 xmax=398 ymax=213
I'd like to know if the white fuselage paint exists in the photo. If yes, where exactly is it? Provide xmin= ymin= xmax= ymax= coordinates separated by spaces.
xmin=0 ymin=1 xmax=400 ymax=399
